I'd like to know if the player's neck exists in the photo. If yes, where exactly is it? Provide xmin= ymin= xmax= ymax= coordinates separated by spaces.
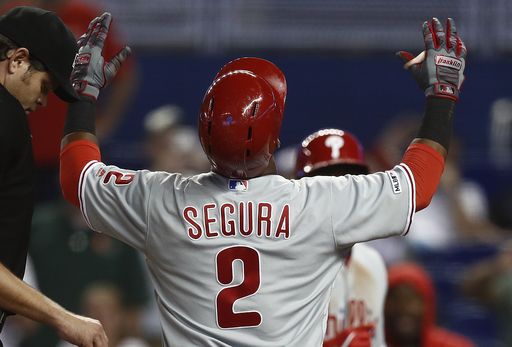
xmin=261 ymin=157 xmax=277 ymax=176
xmin=212 ymin=158 xmax=278 ymax=179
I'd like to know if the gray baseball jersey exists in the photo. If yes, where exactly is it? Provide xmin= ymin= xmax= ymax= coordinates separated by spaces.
xmin=79 ymin=160 xmax=415 ymax=346
xmin=325 ymin=243 xmax=387 ymax=347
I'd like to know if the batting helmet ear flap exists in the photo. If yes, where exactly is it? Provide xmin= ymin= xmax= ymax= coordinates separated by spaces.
xmin=215 ymin=57 xmax=287 ymax=113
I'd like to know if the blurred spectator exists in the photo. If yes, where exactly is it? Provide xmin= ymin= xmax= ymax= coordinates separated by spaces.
xmin=20 ymin=201 xmax=149 ymax=347
xmin=489 ymin=98 xmax=512 ymax=169
xmin=143 ymin=104 xmax=209 ymax=174
xmin=367 ymin=115 xmax=505 ymax=264
xmin=462 ymin=240 xmax=512 ymax=346
xmin=366 ymin=114 xmax=420 ymax=174
xmin=58 ymin=283 xmax=150 ymax=347
xmin=488 ymin=98 xmax=512 ymax=230
xmin=385 ymin=262 xmax=475 ymax=347
xmin=491 ymin=188 xmax=512 ymax=230
xmin=408 ymin=139 xmax=504 ymax=249
xmin=1 ymin=0 xmax=138 ymax=200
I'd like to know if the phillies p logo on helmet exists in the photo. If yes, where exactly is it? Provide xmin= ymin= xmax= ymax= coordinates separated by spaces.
xmin=295 ymin=129 xmax=368 ymax=178
xmin=324 ymin=135 xmax=345 ymax=159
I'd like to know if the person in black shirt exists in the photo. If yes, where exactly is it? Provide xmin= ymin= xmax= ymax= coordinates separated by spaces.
xmin=0 ymin=6 xmax=107 ymax=347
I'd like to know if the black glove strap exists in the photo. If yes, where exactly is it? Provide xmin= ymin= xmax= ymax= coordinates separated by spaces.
xmin=64 ymin=99 xmax=97 ymax=136
xmin=417 ymin=97 xmax=455 ymax=150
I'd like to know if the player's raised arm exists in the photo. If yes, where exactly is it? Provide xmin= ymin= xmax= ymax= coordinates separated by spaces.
xmin=397 ymin=18 xmax=466 ymax=211
xmin=59 ymin=12 xmax=130 ymax=207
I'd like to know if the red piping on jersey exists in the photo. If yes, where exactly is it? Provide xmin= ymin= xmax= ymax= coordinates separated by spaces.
xmin=78 ymin=160 xmax=99 ymax=229
xmin=398 ymin=164 xmax=415 ymax=235
xmin=60 ymin=139 xmax=101 ymax=207
xmin=401 ymin=143 xmax=445 ymax=211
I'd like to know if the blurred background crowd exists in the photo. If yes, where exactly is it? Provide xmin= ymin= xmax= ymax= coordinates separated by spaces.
xmin=1 ymin=0 xmax=512 ymax=346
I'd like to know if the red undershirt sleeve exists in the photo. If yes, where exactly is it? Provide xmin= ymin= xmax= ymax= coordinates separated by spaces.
xmin=60 ymin=140 xmax=101 ymax=207
xmin=401 ymin=143 xmax=445 ymax=211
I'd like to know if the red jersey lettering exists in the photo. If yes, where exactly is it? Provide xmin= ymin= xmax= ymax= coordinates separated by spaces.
xmin=257 ymin=203 xmax=272 ymax=237
xmin=183 ymin=207 xmax=202 ymax=240
xmin=275 ymin=205 xmax=290 ymax=239
xmin=239 ymin=201 xmax=254 ymax=237
xmin=102 ymin=170 xmax=135 ymax=185
xmin=204 ymin=204 xmax=219 ymax=238
xmin=220 ymin=203 xmax=236 ymax=237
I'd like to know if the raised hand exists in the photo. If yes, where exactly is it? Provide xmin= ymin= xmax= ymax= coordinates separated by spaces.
xmin=71 ymin=12 xmax=131 ymax=101
xmin=397 ymin=18 xmax=467 ymax=101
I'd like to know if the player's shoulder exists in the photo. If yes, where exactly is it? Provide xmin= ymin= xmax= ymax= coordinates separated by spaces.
xmin=291 ymin=175 xmax=341 ymax=189
xmin=87 ymin=164 xmax=187 ymax=189
xmin=139 ymin=169 xmax=195 ymax=189
xmin=153 ymin=170 xmax=234 ymax=192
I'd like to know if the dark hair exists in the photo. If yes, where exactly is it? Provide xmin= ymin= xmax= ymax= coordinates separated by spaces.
xmin=0 ymin=33 xmax=46 ymax=72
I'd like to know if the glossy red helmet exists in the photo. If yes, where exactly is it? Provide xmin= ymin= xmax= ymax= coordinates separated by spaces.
xmin=295 ymin=129 xmax=368 ymax=178
xmin=199 ymin=69 xmax=284 ymax=178
xmin=215 ymin=57 xmax=287 ymax=113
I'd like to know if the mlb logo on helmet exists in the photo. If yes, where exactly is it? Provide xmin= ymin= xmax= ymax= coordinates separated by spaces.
xmin=228 ymin=179 xmax=249 ymax=191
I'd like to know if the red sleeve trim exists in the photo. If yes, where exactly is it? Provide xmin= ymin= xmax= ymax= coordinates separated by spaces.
xmin=78 ymin=160 xmax=98 ymax=229
xmin=397 ymin=164 xmax=416 ymax=235
xmin=401 ymin=143 xmax=445 ymax=211
xmin=60 ymin=140 xmax=101 ymax=208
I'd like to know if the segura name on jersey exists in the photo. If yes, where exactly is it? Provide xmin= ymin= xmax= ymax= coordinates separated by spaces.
xmin=183 ymin=202 xmax=290 ymax=240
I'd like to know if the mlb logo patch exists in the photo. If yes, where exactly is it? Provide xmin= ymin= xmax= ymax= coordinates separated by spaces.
xmin=228 ymin=179 xmax=249 ymax=192
xmin=386 ymin=170 xmax=402 ymax=194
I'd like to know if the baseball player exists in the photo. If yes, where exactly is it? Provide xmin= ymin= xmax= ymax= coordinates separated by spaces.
xmin=295 ymin=129 xmax=387 ymax=347
xmin=60 ymin=14 xmax=465 ymax=346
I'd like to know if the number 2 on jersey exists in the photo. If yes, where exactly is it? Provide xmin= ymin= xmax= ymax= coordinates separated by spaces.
xmin=215 ymin=246 xmax=262 ymax=329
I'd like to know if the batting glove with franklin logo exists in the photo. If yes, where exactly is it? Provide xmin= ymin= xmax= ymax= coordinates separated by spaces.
xmin=397 ymin=18 xmax=466 ymax=101
xmin=71 ymin=12 xmax=131 ymax=101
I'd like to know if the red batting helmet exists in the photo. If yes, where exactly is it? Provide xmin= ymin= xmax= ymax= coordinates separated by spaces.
xmin=295 ymin=129 xmax=368 ymax=178
xmin=215 ymin=57 xmax=287 ymax=113
xmin=199 ymin=69 xmax=285 ymax=179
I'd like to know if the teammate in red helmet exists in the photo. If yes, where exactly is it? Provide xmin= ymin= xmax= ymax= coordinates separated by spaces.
xmin=60 ymin=18 xmax=467 ymax=346
xmin=295 ymin=129 xmax=387 ymax=347
xmin=296 ymin=128 xmax=368 ymax=177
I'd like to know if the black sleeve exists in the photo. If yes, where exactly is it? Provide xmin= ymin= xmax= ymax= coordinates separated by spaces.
xmin=63 ymin=99 xmax=97 ymax=135
xmin=0 ymin=105 xmax=20 ymax=179
xmin=417 ymin=98 xmax=455 ymax=150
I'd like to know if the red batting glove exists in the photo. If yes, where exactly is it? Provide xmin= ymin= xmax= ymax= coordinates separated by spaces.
xmin=339 ymin=324 xmax=374 ymax=347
